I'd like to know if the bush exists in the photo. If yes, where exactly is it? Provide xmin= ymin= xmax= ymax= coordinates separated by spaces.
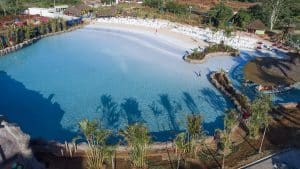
xmin=143 ymin=0 xmax=163 ymax=9
xmin=187 ymin=41 xmax=238 ymax=60
xmin=165 ymin=1 xmax=188 ymax=15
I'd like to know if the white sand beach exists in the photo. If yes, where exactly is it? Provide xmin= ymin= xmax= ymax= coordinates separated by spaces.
xmin=87 ymin=21 xmax=206 ymax=51
xmin=92 ymin=17 xmax=259 ymax=50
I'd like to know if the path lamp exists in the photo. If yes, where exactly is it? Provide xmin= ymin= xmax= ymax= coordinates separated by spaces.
xmin=189 ymin=6 xmax=192 ymax=24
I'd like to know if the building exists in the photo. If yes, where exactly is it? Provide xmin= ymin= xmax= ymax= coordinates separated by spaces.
xmin=247 ymin=19 xmax=267 ymax=35
xmin=26 ymin=6 xmax=77 ymax=20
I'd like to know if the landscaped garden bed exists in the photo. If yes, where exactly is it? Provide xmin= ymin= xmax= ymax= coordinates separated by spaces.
xmin=184 ymin=41 xmax=239 ymax=63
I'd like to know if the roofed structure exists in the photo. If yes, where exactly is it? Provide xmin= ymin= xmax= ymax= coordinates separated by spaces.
xmin=247 ymin=19 xmax=267 ymax=35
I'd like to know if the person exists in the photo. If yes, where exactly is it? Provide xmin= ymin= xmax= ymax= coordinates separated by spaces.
xmin=194 ymin=71 xmax=201 ymax=77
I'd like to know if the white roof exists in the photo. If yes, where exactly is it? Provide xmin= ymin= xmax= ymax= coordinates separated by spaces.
xmin=54 ymin=5 xmax=69 ymax=8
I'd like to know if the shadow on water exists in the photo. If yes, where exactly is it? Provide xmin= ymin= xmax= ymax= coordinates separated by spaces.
xmin=97 ymin=94 xmax=120 ymax=130
xmin=121 ymin=97 xmax=143 ymax=125
xmin=199 ymin=88 xmax=231 ymax=112
xmin=148 ymin=101 xmax=163 ymax=130
xmin=0 ymin=71 xmax=75 ymax=142
xmin=182 ymin=92 xmax=199 ymax=114
xmin=0 ymin=71 xmax=226 ymax=142
xmin=158 ymin=94 xmax=181 ymax=131
xmin=203 ymin=116 xmax=224 ymax=135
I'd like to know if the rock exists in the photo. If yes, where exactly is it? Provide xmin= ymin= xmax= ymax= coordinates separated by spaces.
xmin=0 ymin=121 xmax=45 ymax=169
xmin=280 ymin=102 xmax=299 ymax=109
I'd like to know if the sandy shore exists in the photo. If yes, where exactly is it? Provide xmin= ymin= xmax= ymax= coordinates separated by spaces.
xmin=87 ymin=22 xmax=208 ymax=51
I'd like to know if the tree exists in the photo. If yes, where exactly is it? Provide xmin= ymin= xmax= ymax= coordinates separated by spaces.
xmin=143 ymin=0 xmax=163 ymax=9
xmin=78 ymin=119 xmax=114 ymax=169
xmin=256 ymin=95 xmax=272 ymax=153
xmin=262 ymin=0 xmax=293 ymax=30
xmin=234 ymin=9 xmax=252 ymax=28
xmin=121 ymin=123 xmax=150 ymax=168
xmin=25 ymin=25 xmax=33 ymax=40
xmin=186 ymin=114 xmax=205 ymax=157
xmin=50 ymin=19 xmax=57 ymax=33
xmin=247 ymin=94 xmax=272 ymax=148
xmin=221 ymin=109 xmax=237 ymax=169
xmin=174 ymin=132 xmax=189 ymax=169
xmin=0 ymin=0 xmax=8 ymax=16
xmin=165 ymin=1 xmax=188 ymax=15
xmin=206 ymin=2 xmax=233 ymax=28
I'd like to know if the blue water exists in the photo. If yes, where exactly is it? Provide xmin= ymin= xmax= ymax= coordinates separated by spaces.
xmin=1 ymin=27 xmax=299 ymax=142
xmin=0 ymin=27 xmax=235 ymax=142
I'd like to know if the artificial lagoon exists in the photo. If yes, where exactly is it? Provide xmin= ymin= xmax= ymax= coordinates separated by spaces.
xmin=0 ymin=27 xmax=298 ymax=142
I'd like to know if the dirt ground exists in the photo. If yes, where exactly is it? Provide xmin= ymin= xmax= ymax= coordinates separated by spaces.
xmin=244 ymin=53 xmax=300 ymax=86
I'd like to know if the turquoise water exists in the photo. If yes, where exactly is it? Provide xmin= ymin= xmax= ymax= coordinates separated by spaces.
xmin=0 ymin=27 xmax=234 ymax=142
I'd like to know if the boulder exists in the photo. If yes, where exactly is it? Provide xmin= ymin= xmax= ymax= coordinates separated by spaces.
xmin=0 ymin=121 xmax=45 ymax=169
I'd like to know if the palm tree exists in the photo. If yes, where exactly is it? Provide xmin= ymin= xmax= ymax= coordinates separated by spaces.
xmin=256 ymin=95 xmax=272 ymax=154
xmin=186 ymin=114 xmax=205 ymax=157
xmin=121 ymin=123 xmax=150 ymax=168
xmin=174 ymin=132 xmax=189 ymax=169
xmin=222 ymin=109 xmax=237 ymax=169
xmin=247 ymin=94 xmax=272 ymax=142
xmin=50 ymin=19 xmax=57 ymax=33
xmin=78 ymin=119 xmax=114 ymax=169
xmin=25 ymin=25 xmax=34 ymax=40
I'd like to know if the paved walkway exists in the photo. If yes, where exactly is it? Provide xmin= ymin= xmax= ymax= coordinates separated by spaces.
xmin=241 ymin=149 xmax=300 ymax=169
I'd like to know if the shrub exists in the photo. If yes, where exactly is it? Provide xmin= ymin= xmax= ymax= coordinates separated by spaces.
xmin=187 ymin=41 xmax=238 ymax=60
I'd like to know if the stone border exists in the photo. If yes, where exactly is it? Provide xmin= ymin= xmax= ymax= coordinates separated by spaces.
xmin=209 ymin=71 xmax=249 ymax=113
xmin=183 ymin=52 xmax=238 ymax=64
xmin=0 ymin=25 xmax=85 ymax=56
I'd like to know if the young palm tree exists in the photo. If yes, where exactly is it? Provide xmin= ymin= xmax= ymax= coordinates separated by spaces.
xmin=222 ymin=109 xmax=237 ymax=169
xmin=186 ymin=114 xmax=205 ymax=157
xmin=247 ymin=94 xmax=272 ymax=143
xmin=121 ymin=123 xmax=150 ymax=168
xmin=25 ymin=25 xmax=33 ymax=40
xmin=256 ymin=95 xmax=272 ymax=153
xmin=174 ymin=132 xmax=189 ymax=169
xmin=50 ymin=19 xmax=57 ymax=33
xmin=78 ymin=119 xmax=114 ymax=169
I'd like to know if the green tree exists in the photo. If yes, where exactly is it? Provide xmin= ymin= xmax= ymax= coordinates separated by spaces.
xmin=165 ymin=1 xmax=188 ymax=15
xmin=234 ymin=9 xmax=252 ymax=28
xmin=207 ymin=2 xmax=233 ymax=28
xmin=262 ymin=0 xmax=294 ymax=30
xmin=78 ymin=119 xmax=114 ymax=169
xmin=121 ymin=123 xmax=150 ymax=168
xmin=186 ymin=114 xmax=205 ymax=157
xmin=247 ymin=95 xmax=272 ymax=142
xmin=50 ymin=19 xmax=57 ymax=33
xmin=25 ymin=25 xmax=34 ymax=40
xmin=143 ymin=0 xmax=163 ymax=9
xmin=221 ymin=109 xmax=237 ymax=169
xmin=0 ymin=0 xmax=8 ymax=16
xmin=174 ymin=132 xmax=189 ymax=169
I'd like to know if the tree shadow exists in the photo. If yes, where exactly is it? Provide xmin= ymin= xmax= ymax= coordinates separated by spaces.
xmin=96 ymin=94 xmax=120 ymax=130
xmin=121 ymin=97 xmax=143 ymax=125
xmin=158 ymin=94 xmax=181 ymax=131
xmin=198 ymin=88 xmax=231 ymax=112
xmin=148 ymin=101 xmax=163 ymax=130
xmin=203 ymin=116 xmax=224 ymax=135
xmin=0 ymin=71 xmax=75 ymax=142
xmin=182 ymin=92 xmax=199 ymax=114
xmin=270 ymin=149 xmax=300 ymax=169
